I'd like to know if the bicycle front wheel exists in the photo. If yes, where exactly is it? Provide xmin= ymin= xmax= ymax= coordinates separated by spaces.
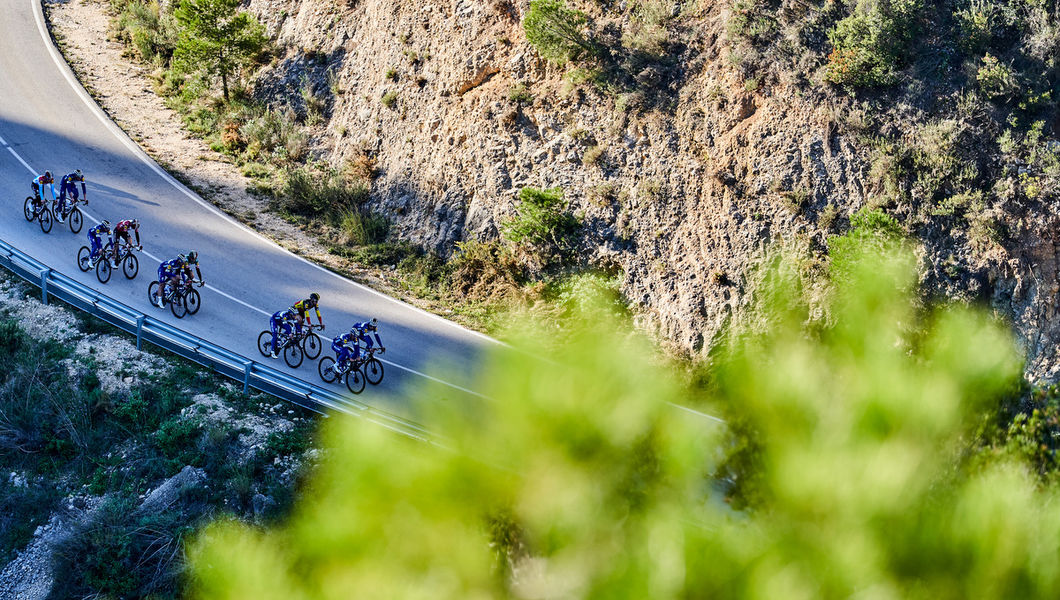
xmin=302 ymin=332 xmax=322 ymax=360
xmin=364 ymin=357 xmax=384 ymax=385
xmin=122 ymin=252 xmax=138 ymax=279
xmin=68 ymin=207 xmax=82 ymax=234
xmin=283 ymin=342 xmax=303 ymax=369
xmin=39 ymin=208 xmax=52 ymax=234
xmin=170 ymin=294 xmax=187 ymax=318
xmin=184 ymin=288 xmax=201 ymax=315
xmin=345 ymin=367 xmax=366 ymax=394
xmin=257 ymin=331 xmax=273 ymax=357
xmin=96 ymin=257 xmax=112 ymax=284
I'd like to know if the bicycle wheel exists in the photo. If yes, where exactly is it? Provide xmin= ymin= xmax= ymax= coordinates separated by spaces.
xmin=122 ymin=252 xmax=138 ymax=279
xmin=77 ymin=246 xmax=92 ymax=272
xmin=318 ymin=356 xmax=337 ymax=383
xmin=364 ymin=357 xmax=384 ymax=385
xmin=184 ymin=288 xmax=201 ymax=315
xmin=147 ymin=281 xmax=164 ymax=307
xmin=283 ymin=342 xmax=303 ymax=369
xmin=345 ymin=367 xmax=366 ymax=394
xmin=39 ymin=208 xmax=52 ymax=234
xmin=302 ymin=332 xmax=322 ymax=360
xmin=257 ymin=330 xmax=273 ymax=357
xmin=68 ymin=207 xmax=83 ymax=234
xmin=170 ymin=293 xmax=187 ymax=318
xmin=96 ymin=257 xmax=112 ymax=284
xmin=23 ymin=198 xmax=34 ymax=221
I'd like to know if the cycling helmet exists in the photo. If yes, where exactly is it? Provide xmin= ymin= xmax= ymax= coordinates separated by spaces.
xmin=368 ymin=317 xmax=378 ymax=330
xmin=177 ymin=253 xmax=187 ymax=263
xmin=130 ymin=218 xmax=139 ymax=227
xmin=101 ymin=219 xmax=110 ymax=228
xmin=75 ymin=169 xmax=84 ymax=180
xmin=309 ymin=292 xmax=320 ymax=303
xmin=186 ymin=251 xmax=198 ymax=264
xmin=44 ymin=170 xmax=51 ymax=178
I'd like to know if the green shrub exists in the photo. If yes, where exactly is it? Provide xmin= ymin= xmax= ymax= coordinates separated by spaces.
xmin=977 ymin=53 xmax=1019 ymax=102
xmin=339 ymin=209 xmax=390 ymax=246
xmin=275 ymin=168 xmax=368 ymax=218
xmin=954 ymin=0 xmax=998 ymax=54
xmin=524 ymin=0 xmax=598 ymax=64
xmin=110 ymin=0 xmax=179 ymax=63
xmin=826 ymin=0 xmax=922 ymax=88
xmin=508 ymin=83 xmax=533 ymax=105
xmin=239 ymin=106 xmax=308 ymax=164
xmin=381 ymin=90 xmax=399 ymax=108
xmin=502 ymin=186 xmax=582 ymax=254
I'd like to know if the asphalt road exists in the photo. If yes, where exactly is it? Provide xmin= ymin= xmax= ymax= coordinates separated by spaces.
xmin=0 ymin=0 xmax=497 ymax=420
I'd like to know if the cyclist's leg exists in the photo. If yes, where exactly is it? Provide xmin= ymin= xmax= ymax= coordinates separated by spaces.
xmin=270 ymin=314 xmax=283 ymax=356
xmin=89 ymin=236 xmax=101 ymax=261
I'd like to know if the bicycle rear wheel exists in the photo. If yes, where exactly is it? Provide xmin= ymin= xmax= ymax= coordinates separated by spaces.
xmin=185 ymin=289 xmax=201 ymax=315
xmin=318 ymin=356 xmax=337 ymax=383
xmin=345 ymin=367 xmax=366 ymax=394
xmin=364 ymin=357 xmax=384 ymax=385
xmin=39 ymin=209 xmax=52 ymax=234
xmin=122 ymin=252 xmax=138 ymax=279
xmin=257 ymin=331 xmax=273 ymax=357
xmin=283 ymin=342 xmax=303 ymax=369
xmin=302 ymin=332 xmax=322 ymax=360
xmin=68 ymin=207 xmax=82 ymax=234
xmin=23 ymin=198 xmax=33 ymax=221
xmin=77 ymin=246 xmax=92 ymax=272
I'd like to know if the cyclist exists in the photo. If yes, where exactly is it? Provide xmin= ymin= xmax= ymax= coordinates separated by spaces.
xmin=350 ymin=318 xmax=385 ymax=363
xmin=87 ymin=220 xmax=112 ymax=264
xmin=56 ymin=169 xmax=87 ymax=223
xmin=111 ymin=219 xmax=142 ymax=266
xmin=154 ymin=252 xmax=202 ymax=308
xmin=268 ymin=308 xmax=298 ymax=359
xmin=30 ymin=171 xmax=57 ymax=216
xmin=291 ymin=293 xmax=325 ymax=336
xmin=330 ymin=329 xmax=360 ymax=373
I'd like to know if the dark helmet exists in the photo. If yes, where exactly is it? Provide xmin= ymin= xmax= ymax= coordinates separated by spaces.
xmin=368 ymin=317 xmax=378 ymax=330
xmin=43 ymin=171 xmax=52 ymax=181
xmin=309 ymin=292 xmax=320 ymax=303
xmin=75 ymin=169 xmax=84 ymax=180
xmin=100 ymin=219 xmax=110 ymax=228
xmin=130 ymin=218 xmax=140 ymax=228
xmin=186 ymin=251 xmax=198 ymax=264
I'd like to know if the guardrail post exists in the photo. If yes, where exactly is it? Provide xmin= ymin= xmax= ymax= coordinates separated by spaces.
xmin=243 ymin=361 xmax=253 ymax=394
xmin=38 ymin=269 xmax=50 ymax=304
xmin=135 ymin=316 xmax=145 ymax=350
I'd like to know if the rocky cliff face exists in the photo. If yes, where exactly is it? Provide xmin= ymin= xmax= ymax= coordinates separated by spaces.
xmin=240 ymin=0 xmax=1060 ymax=378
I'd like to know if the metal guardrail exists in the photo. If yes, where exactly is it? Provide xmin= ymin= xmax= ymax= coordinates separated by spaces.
xmin=0 ymin=238 xmax=441 ymax=446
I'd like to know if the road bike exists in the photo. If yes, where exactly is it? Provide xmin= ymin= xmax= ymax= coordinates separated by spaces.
xmin=22 ymin=196 xmax=52 ymax=234
xmin=108 ymin=240 xmax=141 ymax=280
xmin=51 ymin=197 xmax=84 ymax=234
xmin=147 ymin=276 xmax=203 ymax=319
xmin=76 ymin=243 xmax=113 ymax=284
xmin=257 ymin=329 xmax=305 ymax=369
xmin=317 ymin=354 xmax=367 ymax=394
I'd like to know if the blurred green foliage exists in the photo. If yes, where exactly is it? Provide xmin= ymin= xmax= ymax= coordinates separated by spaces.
xmin=189 ymin=237 xmax=1060 ymax=598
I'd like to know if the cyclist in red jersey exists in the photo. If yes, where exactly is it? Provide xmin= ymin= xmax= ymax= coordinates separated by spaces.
xmin=112 ymin=219 xmax=142 ymax=266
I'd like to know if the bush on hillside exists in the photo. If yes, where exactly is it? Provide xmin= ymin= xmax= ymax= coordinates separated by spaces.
xmin=826 ymin=0 xmax=922 ymax=88
xmin=524 ymin=0 xmax=598 ymax=64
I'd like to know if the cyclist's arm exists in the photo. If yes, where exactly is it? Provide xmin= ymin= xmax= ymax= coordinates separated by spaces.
xmin=313 ymin=306 xmax=323 ymax=326
xmin=133 ymin=229 xmax=141 ymax=247
xmin=194 ymin=265 xmax=202 ymax=282
xmin=79 ymin=181 xmax=86 ymax=200
xmin=48 ymin=182 xmax=57 ymax=201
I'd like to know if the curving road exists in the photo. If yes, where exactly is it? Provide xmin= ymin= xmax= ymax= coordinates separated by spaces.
xmin=0 ymin=0 xmax=495 ymax=419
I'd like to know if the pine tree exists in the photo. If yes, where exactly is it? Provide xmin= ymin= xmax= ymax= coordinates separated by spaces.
xmin=173 ymin=0 xmax=267 ymax=102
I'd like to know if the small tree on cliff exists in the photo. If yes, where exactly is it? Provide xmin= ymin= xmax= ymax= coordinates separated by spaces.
xmin=524 ymin=0 xmax=598 ymax=64
xmin=173 ymin=0 xmax=267 ymax=102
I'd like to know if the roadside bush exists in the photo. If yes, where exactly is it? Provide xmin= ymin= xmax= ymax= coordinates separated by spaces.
xmin=502 ymin=186 xmax=581 ymax=255
xmin=977 ymin=53 xmax=1020 ymax=102
xmin=339 ymin=209 xmax=389 ymax=246
xmin=524 ymin=0 xmax=598 ymax=64
xmin=275 ymin=168 xmax=368 ymax=219
xmin=826 ymin=0 xmax=922 ymax=88
xmin=109 ymin=0 xmax=179 ymax=63
xmin=240 ymin=106 xmax=308 ymax=164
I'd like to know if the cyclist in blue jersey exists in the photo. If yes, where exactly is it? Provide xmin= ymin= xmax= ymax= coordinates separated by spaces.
xmin=56 ymin=170 xmax=87 ymax=223
xmin=30 ymin=171 xmax=57 ymax=216
xmin=350 ymin=318 xmax=385 ymax=362
xmin=154 ymin=251 xmax=203 ymax=308
xmin=268 ymin=308 xmax=298 ymax=359
xmin=87 ymin=220 xmax=111 ymax=263
xmin=331 ymin=329 xmax=360 ymax=372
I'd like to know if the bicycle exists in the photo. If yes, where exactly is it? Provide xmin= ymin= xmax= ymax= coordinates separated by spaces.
xmin=22 ymin=196 xmax=53 ymax=234
xmin=257 ymin=329 xmax=305 ymax=369
xmin=76 ymin=243 xmax=113 ymax=284
xmin=147 ymin=275 xmax=203 ymax=319
xmin=108 ymin=240 xmax=141 ymax=280
xmin=317 ymin=353 xmax=367 ymax=394
xmin=51 ymin=197 xmax=85 ymax=234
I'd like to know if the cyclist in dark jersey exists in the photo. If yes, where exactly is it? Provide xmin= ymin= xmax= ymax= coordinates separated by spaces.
xmin=154 ymin=251 xmax=202 ymax=308
xmin=291 ymin=293 xmax=324 ymax=336
xmin=87 ymin=221 xmax=111 ymax=263
xmin=112 ymin=219 xmax=141 ymax=266
xmin=30 ymin=171 xmax=56 ymax=215
xmin=56 ymin=170 xmax=87 ymax=223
